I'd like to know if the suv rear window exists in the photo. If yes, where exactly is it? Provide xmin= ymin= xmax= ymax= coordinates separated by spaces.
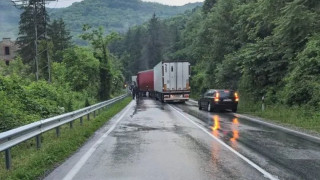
xmin=218 ymin=90 xmax=234 ymax=98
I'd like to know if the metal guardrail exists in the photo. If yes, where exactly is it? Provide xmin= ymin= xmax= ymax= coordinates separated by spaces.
xmin=0 ymin=94 xmax=128 ymax=170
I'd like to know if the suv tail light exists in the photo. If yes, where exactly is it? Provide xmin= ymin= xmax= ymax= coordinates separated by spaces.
xmin=214 ymin=92 xmax=220 ymax=102
xmin=235 ymin=92 xmax=239 ymax=102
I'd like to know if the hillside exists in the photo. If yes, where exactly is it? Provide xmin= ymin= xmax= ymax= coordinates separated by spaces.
xmin=0 ymin=0 xmax=21 ymax=39
xmin=50 ymin=0 xmax=202 ymax=43
xmin=0 ymin=0 xmax=202 ymax=41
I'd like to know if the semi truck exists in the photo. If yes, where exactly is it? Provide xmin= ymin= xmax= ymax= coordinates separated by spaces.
xmin=154 ymin=61 xmax=191 ymax=102
xmin=137 ymin=70 xmax=154 ymax=97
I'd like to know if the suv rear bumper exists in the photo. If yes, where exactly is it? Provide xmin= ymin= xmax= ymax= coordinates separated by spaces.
xmin=213 ymin=103 xmax=238 ymax=110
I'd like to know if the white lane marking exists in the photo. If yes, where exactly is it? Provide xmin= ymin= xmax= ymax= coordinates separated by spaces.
xmin=63 ymin=102 xmax=134 ymax=180
xmin=169 ymin=105 xmax=278 ymax=180
xmin=234 ymin=113 xmax=320 ymax=143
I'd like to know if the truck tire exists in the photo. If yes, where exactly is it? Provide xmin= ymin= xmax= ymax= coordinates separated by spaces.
xmin=161 ymin=95 xmax=165 ymax=103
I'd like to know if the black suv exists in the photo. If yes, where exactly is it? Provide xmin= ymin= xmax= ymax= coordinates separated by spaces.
xmin=198 ymin=89 xmax=239 ymax=112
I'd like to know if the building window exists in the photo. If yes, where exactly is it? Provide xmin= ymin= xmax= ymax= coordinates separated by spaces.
xmin=5 ymin=47 xmax=10 ymax=55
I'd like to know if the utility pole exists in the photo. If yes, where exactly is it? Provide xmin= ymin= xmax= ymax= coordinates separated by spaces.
xmin=43 ymin=0 xmax=51 ymax=83
xmin=34 ymin=1 xmax=39 ymax=81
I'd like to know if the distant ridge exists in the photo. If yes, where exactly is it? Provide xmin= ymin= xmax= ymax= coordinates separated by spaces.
xmin=50 ymin=0 xmax=203 ymax=43
xmin=0 ymin=0 xmax=203 ymax=41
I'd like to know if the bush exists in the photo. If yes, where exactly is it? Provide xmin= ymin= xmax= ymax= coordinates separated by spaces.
xmin=284 ymin=34 xmax=320 ymax=107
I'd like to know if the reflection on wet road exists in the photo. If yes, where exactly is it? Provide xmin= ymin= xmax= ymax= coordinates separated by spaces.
xmin=46 ymin=98 xmax=320 ymax=180
xmin=175 ymin=101 xmax=320 ymax=180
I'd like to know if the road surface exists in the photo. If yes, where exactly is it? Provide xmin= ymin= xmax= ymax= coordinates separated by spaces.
xmin=46 ymin=98 xmax=320 ymax=180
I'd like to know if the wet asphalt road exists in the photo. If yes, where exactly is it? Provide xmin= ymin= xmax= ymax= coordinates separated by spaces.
xmin=46 ymin=98 xmax=320 ymax=180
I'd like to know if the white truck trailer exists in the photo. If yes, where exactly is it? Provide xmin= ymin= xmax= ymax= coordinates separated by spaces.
xmin=154 ymin=61 xmax=191 ymax=102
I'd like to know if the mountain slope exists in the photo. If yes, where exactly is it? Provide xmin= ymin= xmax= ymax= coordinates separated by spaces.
xmin=0 ymin=0 xmax=21 ymax=39
xmin=0 ymin=0 xmax=202 ymax=40
xmin=50 ymin=0 xmax=202 ymax=41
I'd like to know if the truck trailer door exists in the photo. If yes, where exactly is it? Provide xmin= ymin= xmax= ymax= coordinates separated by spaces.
xmin=177 ymin=62 xmax=183 ymax=90
xmin=169 ymin=63 xmax=177 ymax=91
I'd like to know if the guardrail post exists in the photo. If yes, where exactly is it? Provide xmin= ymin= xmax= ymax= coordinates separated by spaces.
xmin=56 ymin=126 xmax=60 ymax=137
xmin=70 ymin=121 xmax=73 ymax=129
xmin=87 ymin=113 xmax=90 ymax=121
xmin=5 ymin=149 xmax=11 ymax=170
xmin=36 ymin=135 xmax=41 ymax=149
xmin=80 ymin=117 xmax=83 ymax=125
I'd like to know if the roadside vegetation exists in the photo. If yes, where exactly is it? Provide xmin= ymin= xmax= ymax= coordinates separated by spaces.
xmin=238 ymin=99 xmax=320 ymax=133
xmin=0 ymin=15 xmax=125 ymax=132
xmin=111 ymin=0 xmax=320 ymax=132
xmin=0 ymin=97 xmax=131 ymax=180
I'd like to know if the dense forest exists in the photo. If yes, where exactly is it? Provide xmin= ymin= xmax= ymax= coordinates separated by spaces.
xmin=0 ymin=0 xmax=202 ymax=40
xmin=50 ymin=0 xmax=202 ymax=39
xmin=111 ymin=0 xmax=320 ymax=110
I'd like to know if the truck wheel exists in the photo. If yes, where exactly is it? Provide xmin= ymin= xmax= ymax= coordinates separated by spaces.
xmin=161 ymin=95 xmax=165 ymax=103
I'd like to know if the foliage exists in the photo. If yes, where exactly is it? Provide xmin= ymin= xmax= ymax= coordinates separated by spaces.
xmin=284 ymin=34 xmax=320 ymax=107
xmin=80 ymin=26 xmax=121 ymax=100
xmin=17 ymin=3 xmax=49 ymax=67
xmin=49 ymin=0 xmax=202 ymax=44
xmin=48 ymin=18 xmax=73 ymax=62
xmin=62 ymin=47 xmax=100 ymax=96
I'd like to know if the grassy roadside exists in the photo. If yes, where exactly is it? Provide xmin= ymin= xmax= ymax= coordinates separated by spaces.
xmin=0 ymin=97 xmax=131 ymax=180
xmin=238 ymin=99 xmax=320 ymax=133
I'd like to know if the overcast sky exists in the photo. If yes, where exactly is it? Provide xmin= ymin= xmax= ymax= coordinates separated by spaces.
xmin=47 ymin=0 xmax=204 ymax=8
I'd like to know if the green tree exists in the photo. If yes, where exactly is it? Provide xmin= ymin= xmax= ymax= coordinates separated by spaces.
xmin=48 ymin=18 xmax=72 ymax=62
xmin=202 ymin=0 xmax=216 ymax=14
xmin=284 ymin=34 xmax=320 ymax=107
xmin=80 ymin=26 xmax=120 ymax=100
xmin=17 ymin=3 xmax=49 ymax=67
xmin=145 ymin=13 xmax=163 ymax=68
xmin=62 ymin=47 xmax=100 ymax=96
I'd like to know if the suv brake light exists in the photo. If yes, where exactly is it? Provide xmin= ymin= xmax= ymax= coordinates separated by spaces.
xmin=235 ymin=92 xmax=239 ymax=102
xmin=214 ymin=92 xmax=220 ymax=102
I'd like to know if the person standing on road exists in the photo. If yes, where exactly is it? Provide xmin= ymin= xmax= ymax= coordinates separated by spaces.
xmin=132 ymin=85 xmax=137 ymax=99
xmin=134 ymin=86 xmax=139 ymax=99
